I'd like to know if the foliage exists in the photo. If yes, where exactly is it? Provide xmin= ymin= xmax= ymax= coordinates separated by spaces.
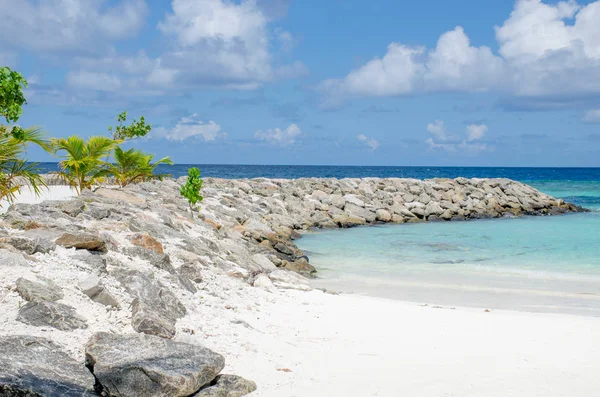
xmin=108 ymin=111 xmax=152 ymax=141
xmin=0 ymin=127 xmax=48 ymax=204
xmin=109 ymin=146 xmax=173 ymax=187
xmin=51 ymin=135 xmax=120 ymax=194
xmin=0 ymin=67 xmax=28 ymax=125
xmin=180 ymin=167 xmax=203 ymax=217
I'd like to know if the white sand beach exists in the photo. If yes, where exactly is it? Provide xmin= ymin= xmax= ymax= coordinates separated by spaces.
xmin=1 ymin=185 xmax=599 ymax=396
xmin=0 ymin=185 xmax=78 ymax=214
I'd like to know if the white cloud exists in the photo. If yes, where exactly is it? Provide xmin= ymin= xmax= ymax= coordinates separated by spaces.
xmin=426 ymin=120 xmax=448 ymax=141
xmin=466 ymin=124 xmax=488 ymax=141
xmin=357 ymin=134 xmax=380 ymax=151
xmin=0 ymin=0 xmax=147 ymax=53
xmin=255 ymin=124 xmax=301 ymax=145
xmin=58 ymin=0 xmax=307 ymax=94
xmin=154 ymin=114 xmax=225 ymax=141
xmin=321 ymin=0 xmax=600 ymax=107
xmin=66 ymin=71 xmax=122 ymax=92
xmin=426 ymin=121 xmax=490 ymax=153
xmin=583 ymin=109 xmax=600 ymax=123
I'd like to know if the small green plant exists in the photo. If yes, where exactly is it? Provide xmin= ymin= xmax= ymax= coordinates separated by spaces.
xmin=108 ymin=111 xmax=152 ymax=141
xmin=180 ymin=167 xmax=203 ymax=218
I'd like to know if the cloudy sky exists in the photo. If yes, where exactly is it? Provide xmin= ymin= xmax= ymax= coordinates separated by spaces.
xmin=3 ymin=0 xmax=600 ymax=166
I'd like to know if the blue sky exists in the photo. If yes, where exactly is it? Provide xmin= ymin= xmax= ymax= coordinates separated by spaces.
xmin=2 ymin=0 xmax=600 ymax=166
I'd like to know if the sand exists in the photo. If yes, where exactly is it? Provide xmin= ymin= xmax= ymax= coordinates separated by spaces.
xmin=0 ymin=185 xmax=78 ymax=214
xmin=1 ymin=186 xmax=599 ymax=397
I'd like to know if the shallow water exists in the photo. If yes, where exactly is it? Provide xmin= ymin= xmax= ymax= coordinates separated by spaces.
xmin=297 ymin=179 xmax=600 ymax=316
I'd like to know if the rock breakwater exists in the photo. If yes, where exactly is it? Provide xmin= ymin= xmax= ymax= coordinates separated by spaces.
xmin=0 ymin=176 xmax=583 ymax=395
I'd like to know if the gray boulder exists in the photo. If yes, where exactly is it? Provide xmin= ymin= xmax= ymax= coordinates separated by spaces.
xmin=195 ymin=375 xmax=257 ymax=397
xmin=7 ymin=235 xmax=56 ymax=254
xmin=132 ymin=298 xmax=177 ymax=339
xmin=16 ymin=277 xmax=64 ymax=302
xmin=59 ymin=200 xmax=86 ymax=217
xmin=0 ymin=249 xmax=31 ymax=267
xmin=0 ymin=335 xmax=95 ymax=396
xmin=85 ymin=332 xmax=225 ymax=397
xmin=17 ymin=301 xmax=88 ymax=330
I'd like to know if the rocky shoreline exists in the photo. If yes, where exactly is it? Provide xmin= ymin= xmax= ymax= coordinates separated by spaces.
xmin=0 ymin=176 xmax=584 ymax=396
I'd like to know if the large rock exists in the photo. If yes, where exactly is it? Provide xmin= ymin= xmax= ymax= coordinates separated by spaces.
xmin=344 ymin=203 xmax=376 ymax=223
xmin=6 ymin=235 xmax=56 ymax=254
xmin=0 ymin=335 xmax=95 ymax=396
xmin=56 ymin=232 xmax=107 ymax=252
xmin=281 ymin=257 xmax=317 ymax=278
xmin=195 ymin=375 xmax=257 ymax=397
xmin=0 ymin=249 xmax=31 ymax=267
xmin=17 ymin=301 xmax=88 ymax=330
xmin=16 ymin=276 xmax=64 ymax=302
xmin=132 ymin=298 xmax=176 ymax=339
xmin=59 ymin=200 xmax=86 ymax=217
xmin=114 ymin=270 xmax=186 ymax=338
xmin=85 ymin=332 xmax=225 ymax=397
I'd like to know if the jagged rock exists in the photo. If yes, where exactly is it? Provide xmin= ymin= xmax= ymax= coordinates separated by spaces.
xmin=251 ymin=253 xmax=277 ymax=271
xmin=269 ymin=270 xmax=311 ymax=291
xmin=281 ymin=258 xmax=317 ymax=278
xmin=59 ymin=200 xmax=85 ymax=217
xmin=0 ymin=249 xmax=30 ymax=267
xmin=425 ymin=202 xmax=444 ymax=218
xmin=0 ymin=335 xmax=95 ymax=396
xmin=85 ymin=332 xmax=225 ymax=397
xmin=56 ymin=232 xmax=107 ymax=252
xmin=332 ymin=213 xmax=366 ymax=228
xmin=79 ymin=275 xmax=119 ymax=307
xmin=132 ymin=298 xmax=177 ymax=339
xmin=17 ymin=301 xmax=88 ymax=330
xmin=344 ymin=203 xmax=376 ymax=223
xmin=309 ymin=211 xmax=337 ymax=228
xmin=16 ymin=277 xmax=64 ymax=302
xmin=87 ymin=206 xmax=111 ymax=220
xmin=72 ymin=250 xmax=108 ymax=273
xmin=114 ymin=270 xmax=186 ymax=338
xmin=126 ymin=246 xmax=175 ymax=274
xmin=6 ymin=235 xmax=56 ymax=254
xmin=343 ymin=194 xmax=365 ymax=207
xmin=376 ymin=209 xmax=392 ymax=222
xmin=328 ymin=194 xmax=345 ymax=209
xmin=195 ymin=374 xmax=257 ymax=397
xmin=130 ymin=233 xmax=164 ymax=254
xmin=178 ymin=263 xmax=204 ymax=283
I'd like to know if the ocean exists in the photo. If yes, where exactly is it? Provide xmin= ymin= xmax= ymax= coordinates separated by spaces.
xmin=38 ymin=163 xmax=600 ymax=315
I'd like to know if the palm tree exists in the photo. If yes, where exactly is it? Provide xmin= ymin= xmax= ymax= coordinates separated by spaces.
xmin=0 ymin=127 xmax=49 ymax=205
xmin=51 ymin=135 xmax=120 ymax=194
xmin=109 ymin=147 xmax=173 ymax=187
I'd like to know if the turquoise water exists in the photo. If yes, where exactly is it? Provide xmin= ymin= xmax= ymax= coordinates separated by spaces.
xmin=297 ymin=180 xmax=600 ymax=316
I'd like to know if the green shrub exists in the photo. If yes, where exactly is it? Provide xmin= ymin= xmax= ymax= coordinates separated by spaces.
xmin=180 ymin=167 xmax=203 ymax=218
